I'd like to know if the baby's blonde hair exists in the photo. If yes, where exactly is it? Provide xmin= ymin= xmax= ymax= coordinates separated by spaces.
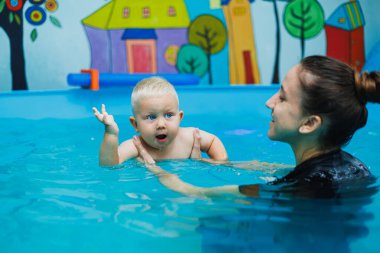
xmin=131 ymin=76 xmax=179 ymax=114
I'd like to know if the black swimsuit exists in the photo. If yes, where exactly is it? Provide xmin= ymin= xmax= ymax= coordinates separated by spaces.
xmin=239 ymin=149 xmax=375 ymax=198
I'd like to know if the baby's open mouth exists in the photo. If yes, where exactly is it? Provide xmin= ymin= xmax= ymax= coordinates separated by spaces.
xmin=156 ymin=134 xmax=167 ymax=140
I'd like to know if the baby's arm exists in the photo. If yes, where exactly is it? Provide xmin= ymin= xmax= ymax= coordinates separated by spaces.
xmin=93 ymin=104 xmax=137 ymax=166
xmin=117 ymin=138 xmax=139 ymax=163
xmin=197 ymin=129 xmax=228 ymax=161
xmin=93 ymin=104 xmax=120 ymax=166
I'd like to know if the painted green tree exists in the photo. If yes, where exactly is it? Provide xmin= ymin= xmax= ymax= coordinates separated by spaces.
xmin=0 ymin=0 xmax=61 ymax=90
xmin=283 ymin=0 xmax=324 ymax=58
xmin=188 ymin=14 xmax=227 ymax=84
xmin=176 ymin=44 xmax=208 ymax=78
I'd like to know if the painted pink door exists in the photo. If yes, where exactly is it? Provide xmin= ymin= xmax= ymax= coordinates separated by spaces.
xmin=132 ymin=44 xmax=153 ymax=73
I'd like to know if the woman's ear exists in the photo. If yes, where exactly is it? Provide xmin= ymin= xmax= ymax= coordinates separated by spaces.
xmin=130 ymin=116 xmax=139 ymax=132
xmin=299 ymin=115 xmax=322 ymax=134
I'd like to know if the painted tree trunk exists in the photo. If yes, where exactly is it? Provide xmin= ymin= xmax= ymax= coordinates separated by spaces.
xmin=0 ymin=3 xmax=28 ymax=90
xmin=272 ymin=0 xmax=280 ymax=84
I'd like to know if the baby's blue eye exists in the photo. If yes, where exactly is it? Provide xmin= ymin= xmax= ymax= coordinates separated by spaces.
xmin=164 ymin=113 xmax=173 ymax=119
xmin=147 ymin=115 xmax=156 ymax=120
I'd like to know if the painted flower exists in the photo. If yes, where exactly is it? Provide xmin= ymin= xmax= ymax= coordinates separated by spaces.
xmin=45 ymin=0 xmax=58 ymax=12
xmin=6 ymin=0 xmax=23 ymax=11
xmin=29 ymin=0 xmax=46 ymax=5
xmin=25 ymin=6 xmax=47 ymax=26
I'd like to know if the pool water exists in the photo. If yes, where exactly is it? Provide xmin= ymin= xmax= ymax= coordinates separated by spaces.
xmin=0 ymin=87 xmax=379 ymax=252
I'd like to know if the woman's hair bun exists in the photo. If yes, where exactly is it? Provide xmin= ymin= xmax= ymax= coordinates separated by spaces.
xmin=355 ymin=71 xmax=380 ymax=103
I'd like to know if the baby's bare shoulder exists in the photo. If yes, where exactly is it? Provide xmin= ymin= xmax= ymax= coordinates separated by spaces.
xmin=180 ymin=126 xmax=196 ymax=132
xmin=178 ymin=127 xmax=196 ymax=142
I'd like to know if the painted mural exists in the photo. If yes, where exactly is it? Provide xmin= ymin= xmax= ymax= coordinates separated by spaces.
xmin=185 ymin=14 xmax=227 ymax=84
xmin=0 ymin=0 xmax=61 ymax=90
xmin=82 ymin=0 xmax=229 ymax=85
xmin=262 ymin=0 xmax=287 ymax=84
xmin=283 ymin=0 xmax=325 ymax=58
xmin=222 ymin=0 xmax=260 ymax=85
xmin=0 ymin=0 xmax=376 ymax=91
xmin=82 ymin=0 xmax=190 ymax=75
xmin=325 ymin=0 xmax=365 ymax=71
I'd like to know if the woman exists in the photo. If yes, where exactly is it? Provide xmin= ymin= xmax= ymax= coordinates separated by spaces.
xmin=133 ymin=55 xmax=379 ymax=198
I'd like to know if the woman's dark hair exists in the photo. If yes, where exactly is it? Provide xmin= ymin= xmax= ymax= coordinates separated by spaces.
xmin=299 ymin=55 xmax=380 ymax=149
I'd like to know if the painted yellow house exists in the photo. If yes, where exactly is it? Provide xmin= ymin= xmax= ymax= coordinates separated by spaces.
xmin=222 ymin=0 xmax=260 ymax=84
xmin=82 ymin=0 xmax=190 ymax=74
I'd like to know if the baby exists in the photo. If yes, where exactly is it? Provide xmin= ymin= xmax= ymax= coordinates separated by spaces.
xmin=93 ymin=76 xmax=228 ymax=166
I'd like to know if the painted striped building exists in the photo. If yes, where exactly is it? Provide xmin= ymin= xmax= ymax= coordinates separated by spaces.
xmin=325 ymin=0 xmax=365 ymax=71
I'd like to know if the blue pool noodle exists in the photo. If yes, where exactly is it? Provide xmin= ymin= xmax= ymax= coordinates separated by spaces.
xmin=67 ymin=73 xmax=200 ymax=87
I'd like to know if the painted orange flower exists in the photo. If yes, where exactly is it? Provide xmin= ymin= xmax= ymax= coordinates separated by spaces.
xmin=45 ymin=0 xmax=58 ymax=12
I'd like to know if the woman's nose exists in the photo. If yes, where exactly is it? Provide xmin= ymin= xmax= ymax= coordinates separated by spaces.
xmin=265 ymin=94 xmax=276 ymax=109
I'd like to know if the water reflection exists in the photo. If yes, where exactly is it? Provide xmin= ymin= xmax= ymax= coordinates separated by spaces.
xmin=197 ymin=182 xmax=378 ymax=253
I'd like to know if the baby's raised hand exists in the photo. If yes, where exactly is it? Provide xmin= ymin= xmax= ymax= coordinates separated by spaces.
xmin=92 ymin=104 xmax=119 ymax=134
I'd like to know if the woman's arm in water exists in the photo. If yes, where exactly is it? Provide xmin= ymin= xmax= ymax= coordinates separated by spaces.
xmin=192 ymin=129 xmax=292 ymax=170
xmin=133 ymin=135 xmax=241 ymax=197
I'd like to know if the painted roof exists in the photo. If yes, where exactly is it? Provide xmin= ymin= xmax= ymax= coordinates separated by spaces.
xmin=221 ymin=0 xmax=255 ymax=5
xmin=325 ymin=1 xmax=365 ymax=30
xmin=82 ymin=0 xmax=190 ymax=29
xmin=121 ymin=29 xmax=157 ymax=40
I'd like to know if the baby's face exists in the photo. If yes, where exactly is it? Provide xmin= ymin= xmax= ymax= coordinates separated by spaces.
xmin=133 ymin=94 xmax=183 ymax=150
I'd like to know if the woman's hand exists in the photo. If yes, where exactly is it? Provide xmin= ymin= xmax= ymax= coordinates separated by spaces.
xmin=133 ymin=136 xmax=156 ymax=165
xmin=191 ymin=128 xmax=227 ymax=164
xmin=133 ymin=134 xmax=240 ymax=197
xmin=133 ymin=136 xmax=169 ymax=176
xmin=190 ymin=128 xmax=202 ymax=159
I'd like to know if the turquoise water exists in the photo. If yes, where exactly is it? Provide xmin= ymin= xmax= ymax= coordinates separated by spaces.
xmin=1 ymin=87 xmax=379 ymax=253
xmin=1 ymin=111 xmax=379 ymax=253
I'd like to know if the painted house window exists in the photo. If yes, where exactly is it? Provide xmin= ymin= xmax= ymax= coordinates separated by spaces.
xmin=165 ymin=45 xmax=180 ymax=66
xmin=123 ymin=7 xmax=130 ymax=18
xmin=168 ymin=6 xmax=176 ymax=16
xmin=142 ymin=7 xmax=150 ymax=18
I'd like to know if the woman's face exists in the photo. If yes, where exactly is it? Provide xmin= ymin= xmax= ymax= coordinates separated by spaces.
xmin=265 ymin=64 xmax=308 ymax=144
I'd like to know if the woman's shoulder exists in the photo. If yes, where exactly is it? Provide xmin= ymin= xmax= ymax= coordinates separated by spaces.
xmin=265 ymin=150 xmax=375 ymax=198
xmin=289 ymin=149 xmax=372 ymax=184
